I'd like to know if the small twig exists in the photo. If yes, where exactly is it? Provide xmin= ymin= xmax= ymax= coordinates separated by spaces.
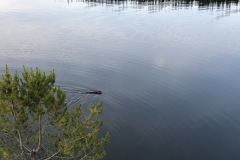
xmin=43 ymin=150 xmax=60 ymax=160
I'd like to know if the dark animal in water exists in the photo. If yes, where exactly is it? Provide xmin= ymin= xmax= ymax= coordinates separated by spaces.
xmin=82 ymin=91 xmax=102 ymax=95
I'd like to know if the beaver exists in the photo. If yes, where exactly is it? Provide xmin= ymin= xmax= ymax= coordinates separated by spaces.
xmin=82 ymin=90 xmax=102 ymax=95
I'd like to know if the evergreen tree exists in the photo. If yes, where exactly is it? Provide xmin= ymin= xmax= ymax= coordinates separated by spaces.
xmin=0 ymin=65 xmax=109 ymax=160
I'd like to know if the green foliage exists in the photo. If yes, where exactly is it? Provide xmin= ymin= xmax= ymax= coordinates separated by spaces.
xmin=0 ymin=65 xmax=109 ymax=160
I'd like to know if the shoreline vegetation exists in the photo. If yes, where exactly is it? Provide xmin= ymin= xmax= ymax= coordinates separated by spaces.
xmin=0 ymin=66 xmax=109 ymax=159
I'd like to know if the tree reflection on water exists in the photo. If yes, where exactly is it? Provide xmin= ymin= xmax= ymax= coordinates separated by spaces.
xmin=62 ymin=0 xmax=239 ymax=7
xmin=56 ymin=0 xmax=239 ymax=13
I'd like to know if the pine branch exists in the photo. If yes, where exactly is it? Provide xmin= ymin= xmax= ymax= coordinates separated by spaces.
xmin=35 ymin=115 xmax=42 ymax=153
xmin=10 ymin=102 xmax=25 ymax=153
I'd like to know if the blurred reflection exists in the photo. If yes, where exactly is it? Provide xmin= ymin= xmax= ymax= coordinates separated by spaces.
xmin=59 ymin=0 xmax=239 ymax=10
xmin=216 ymin=8 xmax=240 ymax=19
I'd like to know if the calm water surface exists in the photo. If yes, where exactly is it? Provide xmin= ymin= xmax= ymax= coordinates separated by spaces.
xmin=1 ymin=0 xmax=240 ymax=159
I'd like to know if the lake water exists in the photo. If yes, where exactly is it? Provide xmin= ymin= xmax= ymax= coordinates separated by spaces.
xmin=1 ymin=0 xmax=240 ymax=159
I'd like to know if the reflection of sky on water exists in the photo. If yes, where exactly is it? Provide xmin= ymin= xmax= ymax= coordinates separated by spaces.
xmin=1 ymin=0 xmax=240 ymax=99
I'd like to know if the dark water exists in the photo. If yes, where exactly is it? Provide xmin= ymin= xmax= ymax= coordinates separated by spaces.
xmin=1 ymin=0 xmax=240 ymax=159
